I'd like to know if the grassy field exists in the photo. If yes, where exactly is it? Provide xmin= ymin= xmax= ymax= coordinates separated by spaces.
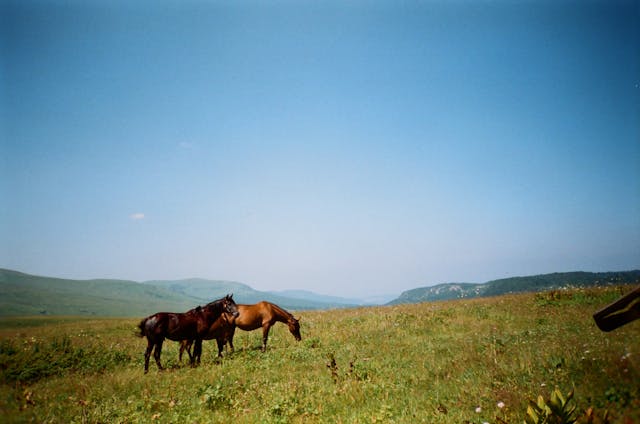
xmin=0 ymin=286 xmax=638 ymax=423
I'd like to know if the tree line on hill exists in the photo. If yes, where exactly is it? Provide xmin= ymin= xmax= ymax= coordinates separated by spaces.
xmin=387 ymin=270 xmax=640 ymax=305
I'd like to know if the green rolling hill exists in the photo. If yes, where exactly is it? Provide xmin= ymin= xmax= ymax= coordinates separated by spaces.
xmin=3 ymin=268 xmax=639 ymax=316
xmin=0 ymin=269 xmax=203 ymax=317
xmin=387 ymin=270 xmax=640 ymax=305
xmin=0 ymin=269 xmax=355 ymax=317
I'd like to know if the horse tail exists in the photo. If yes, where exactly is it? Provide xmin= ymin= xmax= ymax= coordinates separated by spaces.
xmin=135 ymin=318 xmax=147 ymax=338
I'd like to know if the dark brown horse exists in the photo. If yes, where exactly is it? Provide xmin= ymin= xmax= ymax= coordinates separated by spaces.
xmin=228 ymin=301 xmax=301 ymax=352
xmin=179 ymin=311 xmax=236 ymax=363
xmin=137 ymin=294 xmax=238 ymax=373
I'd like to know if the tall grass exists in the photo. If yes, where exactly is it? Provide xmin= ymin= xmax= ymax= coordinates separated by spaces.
xmin=0 ymin=286 xmax=638 ymax=423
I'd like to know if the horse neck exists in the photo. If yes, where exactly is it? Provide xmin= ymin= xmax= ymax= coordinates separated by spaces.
xmin=270 ymin=303 xmax=293 ymax=324
xmin=204 ymin=300 xmax=223 ymax=319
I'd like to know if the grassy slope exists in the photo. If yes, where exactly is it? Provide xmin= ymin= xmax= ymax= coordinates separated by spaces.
xmin=1 ymin=286 xmax=638 ymax=423
xmin=0 ymin=269 xmax=203 ymax=317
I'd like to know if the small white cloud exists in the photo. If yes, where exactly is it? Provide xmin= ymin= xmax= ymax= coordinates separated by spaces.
xmin=130 ymin=213 xmax=145 ymax=220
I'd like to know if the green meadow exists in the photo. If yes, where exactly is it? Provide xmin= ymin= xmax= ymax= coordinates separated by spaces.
xmin=0 ymin=286 xmax=638 ymax=423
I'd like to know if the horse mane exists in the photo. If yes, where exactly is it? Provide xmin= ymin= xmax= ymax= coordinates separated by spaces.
xmin=204 ymin=298 xmax=223 ymax=313
xmin=204 ymin=294 xmax=234 ymax=314
xmin=270 ymin=302 xmax=296 ymax=322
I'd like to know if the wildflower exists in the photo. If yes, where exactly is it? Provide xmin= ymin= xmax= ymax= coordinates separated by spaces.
xmin=475 ymin=407 xmax=482 ymax=413
xmin=497 ymin=401 xmax=505 ymax=409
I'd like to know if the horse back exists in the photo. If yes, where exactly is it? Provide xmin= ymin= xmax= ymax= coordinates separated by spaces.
xmin=235 ymin=303 xmax=272 ymax=330
xmin=142 ymin=312 xmax=200 ymax=341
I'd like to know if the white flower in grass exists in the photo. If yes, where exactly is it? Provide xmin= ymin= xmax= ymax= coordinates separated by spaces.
xmin=497 ymin=401 xmax=505 ymax=409
xmin=475 ymin=407 xmax=482 ymax=413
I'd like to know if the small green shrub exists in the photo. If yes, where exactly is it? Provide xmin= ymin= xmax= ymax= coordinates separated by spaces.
xmin=303 ymin=337 xmax=321 ymax=349
xmin=525 ymin=388 xmax=578 ymax=424
xmin=268 ymin=395 xmax=302 ymax=423
xmin=199 ymin=382 xmax=233 ymax=410
xmin=603 ymin=386 xmax=632 ymax=408
xmin=523 ymin=388 xmax=617 ymax=424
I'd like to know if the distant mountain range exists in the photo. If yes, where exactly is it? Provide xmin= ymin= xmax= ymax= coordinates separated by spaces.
xmin=387 ymin=270 xmax=640 ymax=305
xmin=0 ymin=269 xmax=361 ymax=317
xmin=1 ymin=268 xmax=639 ymax=317
xmin=143 ymin=279 xmax=355 ymax=310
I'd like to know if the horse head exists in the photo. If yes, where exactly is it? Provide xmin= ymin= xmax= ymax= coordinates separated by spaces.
xmin=288 ymin=316 xmax=302 ymax=341
xmin=201 ymin=295 xmax=239 ymax=323
xmin=223 ymin=294 xmax=240 ymax=318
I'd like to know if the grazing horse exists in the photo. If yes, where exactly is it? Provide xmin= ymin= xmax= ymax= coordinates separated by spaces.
xmin=228 ymin=301 xmax=301 ymax=352
xmin=136 ymin=295 xmax=238 ymax=373
xmin=179 ymin=311 xmax=236 ymax=363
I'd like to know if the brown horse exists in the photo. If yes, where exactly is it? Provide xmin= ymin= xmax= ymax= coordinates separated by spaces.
xmin=137 ymin=294 xmax=238 ymax=373
xmin=228 ymin=301 xmax=301 ymax=352
xmin=179 ymin=311 xmax=236 ymax=363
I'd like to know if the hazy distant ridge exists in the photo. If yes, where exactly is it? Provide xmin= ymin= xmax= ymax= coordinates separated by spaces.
xmin=143 ymin=279 xmax=347 ymax=310
xmin=387 ymin=270 xmax=640 ymax=305
xmin=3 ymin=268 xmax=639 ymax=316
xmin=0 ymin=269 xmax=356 ymax=317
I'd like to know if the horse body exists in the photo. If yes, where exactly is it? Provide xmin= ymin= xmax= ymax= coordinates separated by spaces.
xmin=137 ymin=294 xmax=238 ymax=373
xmin=179 ymin=311 xmax=235 ymax=362
xmin=142 ymin=308 xmax=202 ymax=342
xmin=229 ymin=301 xmax=301 ymax=352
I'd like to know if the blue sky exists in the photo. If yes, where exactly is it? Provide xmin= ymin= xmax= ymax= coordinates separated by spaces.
xmin=2 ymin=1 xmax=639 ymax=298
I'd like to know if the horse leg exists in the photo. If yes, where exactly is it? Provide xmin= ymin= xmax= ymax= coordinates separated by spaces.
xmin=261 ymin=324 xmax=271 ymax=352
xmin=192 ymin=339 xmax=203 ymax=366
xmin=228 ymin=327 xmax=235 ymax=352
xmin=144 ymin=339 xmax=153 ymax=374
xmin=153 ymin=339 xmax=164 ymax=371
xmin=186 ymin=340 xmax=194 ymax=363
xmin=216 ymin=337 xmax=224 ymax=358
xmin=179 ymin=340 xmax=193 ymax=363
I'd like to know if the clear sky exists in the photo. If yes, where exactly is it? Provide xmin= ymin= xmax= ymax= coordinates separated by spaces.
xmin=1 ymin=1 xmax=639 ymax=298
